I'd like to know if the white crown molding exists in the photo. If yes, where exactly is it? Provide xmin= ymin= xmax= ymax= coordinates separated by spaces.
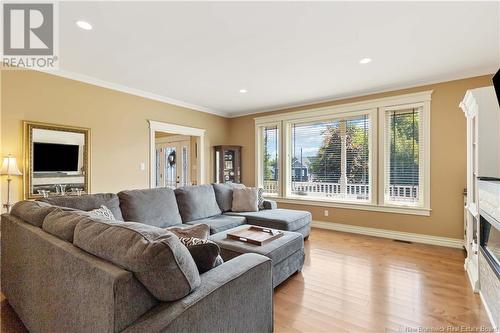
xmin=35 ymin=69 xmax=230 ymax=118
xmin=312 ymin=220 xmax=464 ymax=249
xmin=230 ymin=67 xmax=495 ymax=118
xmin=33 ymin=66 xmax=493 ymax=119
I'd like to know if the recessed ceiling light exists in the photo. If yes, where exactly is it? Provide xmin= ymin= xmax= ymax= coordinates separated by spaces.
xmin=239 ymin=89 xmax=247 ymax=93
xmin=76 ymin=20 xmax=93 ymax=30
xmin=359 ymin=58 xmax=372 ymax=64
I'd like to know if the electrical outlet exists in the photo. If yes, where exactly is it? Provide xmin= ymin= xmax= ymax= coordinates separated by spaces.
xmin=140 ymin=162 xmax=145 ymax=171
xmin=324 ymin=210 xmax=329 ymax=217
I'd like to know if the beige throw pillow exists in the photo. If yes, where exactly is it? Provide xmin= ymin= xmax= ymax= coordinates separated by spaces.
xmin=166 ymin=224 xmax=210 ymax=240
xmin=232 ymin=187 xmax=259 ymax=212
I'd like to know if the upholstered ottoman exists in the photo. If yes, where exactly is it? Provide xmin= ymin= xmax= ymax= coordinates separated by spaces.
xmin=210 ymin=225 xmax=304 ymax=287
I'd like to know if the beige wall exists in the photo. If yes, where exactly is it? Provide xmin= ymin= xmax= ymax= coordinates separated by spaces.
xmin=1 ymin=69 xmax=229 ymax=202
xmin=1 ymin=69 xmax=494 ymax=239
xmin=228 ymin=75 xmax=494 ymax=239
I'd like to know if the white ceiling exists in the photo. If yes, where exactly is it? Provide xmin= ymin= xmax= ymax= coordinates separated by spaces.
xmin=57 ymin=1 xmax=500 ymax=117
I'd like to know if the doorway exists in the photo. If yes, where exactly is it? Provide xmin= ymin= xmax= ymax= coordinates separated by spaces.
xmin=155 ymin=134 xmax=192 ymax=188
xmin=149 ymin=120 xmax=206 ymax=189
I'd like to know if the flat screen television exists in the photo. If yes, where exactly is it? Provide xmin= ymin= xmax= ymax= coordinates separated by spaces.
xmin=33 ymin=142 xmax=80 ymax=172
xmin=493 ymin=68 xmax=500 ymax=107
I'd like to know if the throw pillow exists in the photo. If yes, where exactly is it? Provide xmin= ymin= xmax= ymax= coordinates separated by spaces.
xmin=257 ymin=187 xmax=265 ymax=210
xmin=232 ymin=187 xmax=259 ymax=212
xmin=178 ymin=237 xmax=224 ymax=273
xmin=88 ymin=205 xmax=115 ymax=220
xmin=166 ymin=224 xmax=210 ymax=240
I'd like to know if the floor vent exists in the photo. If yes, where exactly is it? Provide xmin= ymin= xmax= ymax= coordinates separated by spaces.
xmin=393 ymin=239 xmax=413 ymax=244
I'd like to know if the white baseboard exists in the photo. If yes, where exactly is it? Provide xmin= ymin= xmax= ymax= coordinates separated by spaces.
xmin=311 ymin=220 xmax=464 ymax=248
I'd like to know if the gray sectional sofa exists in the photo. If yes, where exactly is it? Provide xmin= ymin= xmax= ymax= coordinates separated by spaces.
xmin=1 ymin=183 xmax=311 ymax=333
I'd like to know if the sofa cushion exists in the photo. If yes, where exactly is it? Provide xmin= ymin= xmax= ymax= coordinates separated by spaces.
xmin=73 ymin=218 xmax=201 ymax=302
xmin=212 ymin=183 xmax=233 ymax=212
xmin=10 ymin=200 xmax=57 ymax=227
xmin=118 ymin=188 xmax=182 ymax=228
xmin=42 ymin=208 xmax=104 ymax=242
xmin=39 ymin=193 xmax=124 ymax=221
xmin=186 ymin=215 xmax=246 ymax=234
xmin=225 ymin=209 xmax=311 ymax=232
xmin=212 ymin=183 xmax=240 ymax=213
xmin=211 ymin=183 xmax=244 ymax=212
xmin=175 ymin=184 xmax=222 ymax=222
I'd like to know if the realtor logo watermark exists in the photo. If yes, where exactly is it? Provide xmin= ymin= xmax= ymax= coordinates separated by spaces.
xmin=2 ymin=2 xmax=59 ymax=69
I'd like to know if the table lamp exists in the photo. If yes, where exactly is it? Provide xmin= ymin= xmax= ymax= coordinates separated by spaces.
xmin=1 ymin=155 xmax=22 ymax=213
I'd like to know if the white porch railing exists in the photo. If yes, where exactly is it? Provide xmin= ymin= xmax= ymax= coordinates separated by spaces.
xmin=263 ymin=180 xmax=418 ymax=202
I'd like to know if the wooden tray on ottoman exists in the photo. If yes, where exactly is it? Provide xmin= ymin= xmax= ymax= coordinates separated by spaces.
xmin=226 ymin=226 xmax=284 ymax=245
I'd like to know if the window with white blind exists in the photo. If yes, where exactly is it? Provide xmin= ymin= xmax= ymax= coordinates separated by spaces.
xmin=289 ymin=114 xmax=371 ymax=202
xmin=383 ymin=107 xmax=424 ymax=207
xmin=255 ymin=91 xmax=431 ymax=215
xmin=259 ymin=125 xmax=280 ymax=196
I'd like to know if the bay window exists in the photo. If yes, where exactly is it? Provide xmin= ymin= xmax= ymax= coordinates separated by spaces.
xmin=255 ymin=90 xmax=431 ymax=215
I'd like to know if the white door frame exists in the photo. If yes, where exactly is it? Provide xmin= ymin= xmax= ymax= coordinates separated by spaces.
xmin=148 ymin=120 xmax=206 ymax=188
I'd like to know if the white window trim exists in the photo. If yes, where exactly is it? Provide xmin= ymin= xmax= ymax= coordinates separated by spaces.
xmin=255 ymin=121 xmax=282 ymax=196
xmin=254 ymin=90 xmax=432 ymax=215
xmin=378 ymin=101 xmax=431 ymax=210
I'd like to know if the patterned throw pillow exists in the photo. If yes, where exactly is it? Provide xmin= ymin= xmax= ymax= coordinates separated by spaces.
xmin=178 ymin=236 xmax=223 ymax=273
xmin=88 ymin=205 xmax=115 ymax=221
xmin=258 ymin=187 xmax=265 ymax=210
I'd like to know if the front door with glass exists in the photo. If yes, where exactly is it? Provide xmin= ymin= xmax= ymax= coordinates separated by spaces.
xmin=155 ymin=139 xmax=191 ymax=188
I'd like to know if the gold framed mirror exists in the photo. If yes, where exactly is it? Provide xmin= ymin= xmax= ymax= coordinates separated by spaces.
xmin=23 ymin=121 xmax=91 ymax=199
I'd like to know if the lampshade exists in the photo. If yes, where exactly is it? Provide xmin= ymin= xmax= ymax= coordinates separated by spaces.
xmin=1 ymin=155 xmax=22 ymax=176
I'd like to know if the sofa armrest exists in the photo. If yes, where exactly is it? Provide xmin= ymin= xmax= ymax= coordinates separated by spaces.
xmin=262 ymin=199 xmax=278 ymax=210
xmin=123 ymin=253 xmax=273 ymax=333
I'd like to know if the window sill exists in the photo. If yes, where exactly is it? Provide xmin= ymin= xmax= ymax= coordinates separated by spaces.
xmin=266 ymin=196 xmax=431 ymax=216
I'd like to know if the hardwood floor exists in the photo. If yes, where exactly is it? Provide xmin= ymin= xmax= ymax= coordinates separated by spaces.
xmin=274 ymin=229 xmax=491 ymax=332
xmin=1 ymin=228 xmax=492 ymax=332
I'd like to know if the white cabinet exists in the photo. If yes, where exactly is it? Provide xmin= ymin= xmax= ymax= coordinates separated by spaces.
xmin=460 ymin=86 xmax=500 ymax=292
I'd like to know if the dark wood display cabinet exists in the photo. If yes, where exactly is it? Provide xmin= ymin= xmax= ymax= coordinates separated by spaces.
xmin=214 ymin=145 xmax=241 ymax=183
